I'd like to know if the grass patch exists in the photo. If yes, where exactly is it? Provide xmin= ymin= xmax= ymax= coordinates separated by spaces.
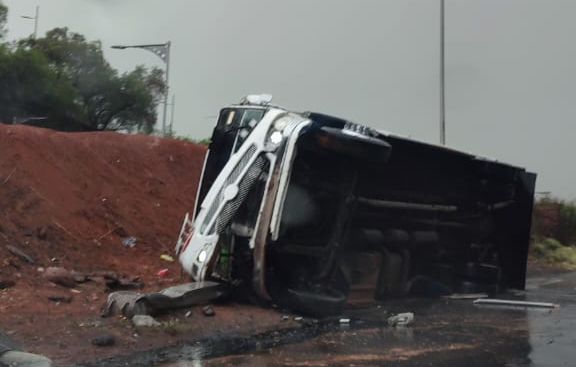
xmin=532 ymin=238 xmax=576 ymax=270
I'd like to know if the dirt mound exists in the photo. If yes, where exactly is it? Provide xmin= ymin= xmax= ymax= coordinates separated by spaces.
xmin=0 ymin=124 xmax=206 ymax=286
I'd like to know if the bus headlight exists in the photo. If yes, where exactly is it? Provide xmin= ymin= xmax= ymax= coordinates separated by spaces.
xmin=198 ymin=250 xmax=207 ymax=263
xmin=269 ymin=131 xmax=283 ymax=145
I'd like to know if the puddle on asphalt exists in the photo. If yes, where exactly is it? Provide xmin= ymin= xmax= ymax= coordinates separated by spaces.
xmin=149 ymin=286 xmax=575 ymax=367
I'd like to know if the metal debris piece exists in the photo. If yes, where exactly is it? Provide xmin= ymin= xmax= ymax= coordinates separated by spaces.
xmin=102 ymin=291 xmax=147 ymax=317
xmin=102 ymin=281 xmax=227 ymax=317
xmin=387 ymin=312 xmax=414 ymax=327
xmin=445 ymin=293 xmax=488 ymax=300
xmin=473 ymin=298 xmax=559 ymax=309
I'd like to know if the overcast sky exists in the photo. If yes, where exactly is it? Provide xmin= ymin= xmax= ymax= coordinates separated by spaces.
xmin=3 ymin=0 xmax=576 ymax=198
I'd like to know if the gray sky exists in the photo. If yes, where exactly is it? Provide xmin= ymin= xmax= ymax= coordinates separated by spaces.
xmin=4 ymin=0 xmax=576 ymax=198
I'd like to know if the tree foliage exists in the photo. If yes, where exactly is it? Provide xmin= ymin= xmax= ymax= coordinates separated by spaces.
xmin=0 ymin=16 xmax=165 ymax=133
xmin=0 ymin=1 xmax=6 ymax=40
xmin=0 ymin=45 xmax=79 ymax=126
xmin=533 ymin=197 xmax=576 ymax=246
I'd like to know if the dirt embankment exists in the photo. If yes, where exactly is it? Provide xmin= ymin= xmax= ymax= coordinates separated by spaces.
xmin=0 ymin=124 xmax=211 ymax=361
xmin=0 ymin=125 xmax=206 ymax=281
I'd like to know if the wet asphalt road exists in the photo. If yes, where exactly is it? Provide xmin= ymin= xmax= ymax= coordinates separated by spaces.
xmin=81 ymin=272 xmax=576 ymax=367
xmin=152 ymin=272 xmax=576 ymax=367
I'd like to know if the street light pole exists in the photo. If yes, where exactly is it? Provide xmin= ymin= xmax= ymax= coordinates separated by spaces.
xmin=439 ymin=0 xmax=446 ymax=146
xmin=111 ymin=41 xmax=171 ymax=136
xmin=34 ymin=6 xmax=39 ymax=39
xmin=21 ymin=5 xmax=39 ymax=39
xmin=162 ymin=41 xmax=171 ymax=136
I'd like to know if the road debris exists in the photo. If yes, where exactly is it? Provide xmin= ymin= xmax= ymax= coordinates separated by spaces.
xmin=121 ymin=236 xmax=137 ymax=248
xmin=102 ymin=291 xmax=147 ymax=317
xmin=387 ymin=312 xmax=414 ymax=327
xmin=102 ymin=281 xmax=227 ymax=317
xmin=202 ymin=305 xmax=215 ymax=317
xmin=445 ymin=293 xmax=489 ymax=300
xmin=160 ymin=254 xmax=175 ymax=262
xmin=473 ymin=298 xmax=560 ymax=309
xmin=339 ymin=318 xmax=351 ymax=324
xmin=157 ymin=268 xmax=169 ymax=278
xmin=6 ymin=245 xmax=34 ymax=264
xmin=0 ymin=351 xmax=53 ymax=367
xmin=91 ymin=334 xmax=116 ymax=347
xmin=132 ymin=315 xmax=161 ymax=327
xmin=44 ymin=267 xmax=76 ymax=288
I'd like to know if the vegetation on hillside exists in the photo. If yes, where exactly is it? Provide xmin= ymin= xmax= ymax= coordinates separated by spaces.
xmin=531 ymin=197 xmax=576 ymax=268
xmin=0 ymin=1 xmax=165 ymax=133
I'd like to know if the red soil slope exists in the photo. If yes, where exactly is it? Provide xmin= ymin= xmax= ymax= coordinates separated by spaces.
xmin=0 ymin=124 xmax=206 ymax=286
xmin=0 ymin=125 xmax=292 ymax=365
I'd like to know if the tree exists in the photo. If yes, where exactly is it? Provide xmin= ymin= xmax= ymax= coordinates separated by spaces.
xmin=107 ymin=66 xmax=166 ymax=133
xmin=19 ymin=28 xmax=166 ymax=132
xmin=0 ymin=1 xmax=7 ymax=40
xmin=5 ymin=27 xmax=166 ymax=132
xmin=0 ymin=46 xmax=81 ymax=125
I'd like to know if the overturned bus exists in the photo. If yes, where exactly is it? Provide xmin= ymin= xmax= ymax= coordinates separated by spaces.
xmin=176 ymin=95 xmax=536 ymax=315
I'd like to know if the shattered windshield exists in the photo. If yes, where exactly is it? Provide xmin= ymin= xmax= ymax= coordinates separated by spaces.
xmin=232 ymin=109 xmax=265 ymax=153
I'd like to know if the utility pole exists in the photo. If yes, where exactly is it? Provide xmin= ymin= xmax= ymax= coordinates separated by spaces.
xmin=21 ymin=5 xmax=39 ymax=39
xmin=440 ymin=0 xmax=446 ymax=145
xmin=34 ymin=6 xmax=39 ymax=39
xmin=111 ymin=41 xmax=171 ymax=136
xmin=170 ymin=94 xmax=176 ymax=135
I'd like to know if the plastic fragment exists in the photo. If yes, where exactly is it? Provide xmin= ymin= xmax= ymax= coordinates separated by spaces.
xmin=160 ymin=254 xmax=175 ymax=262
xmin=157 ymin=268 xmax=169 ymax=277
